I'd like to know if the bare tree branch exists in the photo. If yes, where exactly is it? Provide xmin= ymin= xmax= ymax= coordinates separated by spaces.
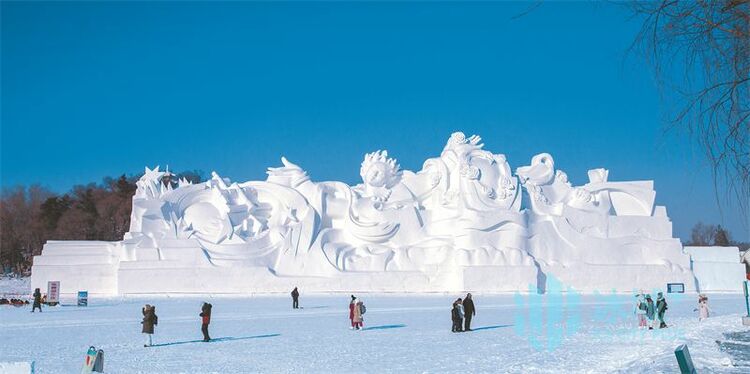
xmin=626 ymin=0 xmax=749 ymax=224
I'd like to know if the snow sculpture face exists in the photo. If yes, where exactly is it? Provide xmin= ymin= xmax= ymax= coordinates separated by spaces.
xmin=420 ymin=132 xmax=520 ymax=209
xmin=360 ymin=150 xmax=401 ymax=189
xmin=365 ymin=163 xmax=389 ymax=187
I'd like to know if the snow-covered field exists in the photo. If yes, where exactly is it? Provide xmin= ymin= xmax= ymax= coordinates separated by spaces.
xmin=2 ymin=278 xmax=750 ymax=373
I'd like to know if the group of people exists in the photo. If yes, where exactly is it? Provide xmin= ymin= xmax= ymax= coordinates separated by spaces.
xmin=451 ymin=293 xmax=476 ymax=332
xmin=29 ymin=285 xmax=719 ymax=345
xmin=140 ymin=302 xmax=212 ymax=347
xmin=291 ymin=288 xmax=368 ymax=331
xmin=633 ymin=292 xmax=668 ymax=329
xmin=0 ymin=297 xmax=28 ymax=306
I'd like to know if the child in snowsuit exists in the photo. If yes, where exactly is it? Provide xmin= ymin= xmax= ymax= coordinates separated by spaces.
xmin=634 ymin=294 xmax=647 ymax=329
xmin=656 ymin=292 xmax=668 ymax=328
xmin=200 ymin=302 xmax=212 ymax=342
xmin=645 ymin=294 xmax=656 ymax=330
xmin=142 ymin=304 xmax=158 ymax=347
xmin=31 ymin=288 xmax=42 ymax=313
xmin=291 ymin=287 xmax=299 ymax=309
xmin=697 ymin=294 xmax=710 ymax=321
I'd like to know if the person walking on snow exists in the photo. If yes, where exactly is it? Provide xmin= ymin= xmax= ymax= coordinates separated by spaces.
xmin=644 ymin=294 xmax=656 ymax=330
xmin=656 ymin=292 xmax=668 ymax=328
xmin=463 ymin=294 xmax=476 ymax=331
xmin=200 ymin=302 xmax=212 ymax=342
xmin=291 ymin=287 xmax=300 ymax=309
xmin=350 ymin=296 xmax=364 ymax=330
xmin=142 ymin=304 xmax=158 ymax=347
xmin=31 ymin=288 xmax=42 ymax=313
xmin=634 ymin=293 xmax=647 ymax=329
xmin=696 ymin=294 xmax=711 ymax=321
xmin=349 ymin=295 xmax=357 ymax=329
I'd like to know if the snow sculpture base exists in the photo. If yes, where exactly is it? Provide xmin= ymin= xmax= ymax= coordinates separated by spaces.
xmin=541 ymin=264 xmax=696 ymax=293
xmin=31 ymin=241 xmax=118 ymax=295
xmin=685 ymin=246 xmax=745 ymax=292
xmin=30 ymin=132 xmax=735 ymax=295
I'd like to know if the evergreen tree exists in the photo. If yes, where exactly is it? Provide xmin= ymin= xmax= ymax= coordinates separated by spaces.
xmin=713 ymin=225 xmax=731 ymax=246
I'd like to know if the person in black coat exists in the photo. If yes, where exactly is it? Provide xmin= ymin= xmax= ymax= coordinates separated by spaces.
xmin=291 ymin=287 xmax=300 ymax=309
xmin=31 ymin=288 xmax=42 ymax=313
xmin=199 ymin=302 xmax=212 ymax=342
xmin=463 ymin=293 xmax=476 ymax=331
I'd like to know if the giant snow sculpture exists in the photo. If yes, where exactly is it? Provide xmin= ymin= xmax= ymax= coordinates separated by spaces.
xmin=32 ymin=132 xmax=698 ymax=294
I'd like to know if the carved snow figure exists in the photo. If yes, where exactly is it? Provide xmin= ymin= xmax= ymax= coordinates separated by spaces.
xmin=31 ymin=132 xmax=700 ymax=294
xmin=516 ymin=153 xmax=695 ymax=292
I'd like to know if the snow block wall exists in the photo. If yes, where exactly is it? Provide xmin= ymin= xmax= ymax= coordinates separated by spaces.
xmin=685 ymin=246 xmax=745 ymax=292
xmin=32 ymin=132 xmax=710 ymax=294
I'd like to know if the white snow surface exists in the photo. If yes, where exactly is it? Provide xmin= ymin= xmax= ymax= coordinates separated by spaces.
xmin=0 ymin=277 xmax=31 ymax=297
xmin=1 ymin=281 xmax=749 ymax=373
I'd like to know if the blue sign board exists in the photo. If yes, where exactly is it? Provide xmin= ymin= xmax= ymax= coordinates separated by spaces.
xmin=667 ymin=283 xmax=685 ymax=293
xmin=77 ymin=291 xmax=88 ymax=306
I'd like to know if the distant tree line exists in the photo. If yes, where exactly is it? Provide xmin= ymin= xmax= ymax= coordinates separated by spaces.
xmin=0 ymin=170 xmax=204 ymax=275
xmin=687 ymin=222 xmax=749 ymax=250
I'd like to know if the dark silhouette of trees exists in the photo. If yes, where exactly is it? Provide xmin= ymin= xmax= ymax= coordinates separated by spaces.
xmin=689 ymin=222 xmax=718 ymax=246
xmin=714 ymin=225 xmax=731 ymax=246
xmin=1 ymin=170 xmax=205 ymax=274
xmin=688 ymin=221 xmax=746 ymax=249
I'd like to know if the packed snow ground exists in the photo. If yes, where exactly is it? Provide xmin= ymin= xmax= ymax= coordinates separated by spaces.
xmin=1 ymin=280 xmax=750 ymax=373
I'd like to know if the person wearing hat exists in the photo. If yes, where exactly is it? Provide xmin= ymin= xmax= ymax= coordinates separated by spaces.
xmin=644 ymin=294 xmax=656 ymax=330
xmin=141 ymin=304 xmax=158 ymax=347
xmin=291 ymin=287 xmax=300 ymax=309
xmin=656 ymin=292 xmax=668 ymax=328
xmin=31 ymin=288 xmax=42 ymax=313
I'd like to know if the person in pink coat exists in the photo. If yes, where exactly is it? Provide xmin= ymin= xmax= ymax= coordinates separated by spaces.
xmin=697 ymin=294 xmax=711 ymax=321
xmin=349 ymin=295 xmax=364 ymax=330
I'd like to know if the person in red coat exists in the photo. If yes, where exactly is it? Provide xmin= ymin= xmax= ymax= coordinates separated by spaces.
xmin=200 ymin=302 xmax=212 ymax=342
xmin=348 ymin=295 xmax=358 ymax=329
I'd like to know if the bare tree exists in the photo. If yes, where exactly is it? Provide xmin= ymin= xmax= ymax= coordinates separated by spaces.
xmin=689 ymin=221 xmax=718 ymax=245
xmin=627 ymin=1 xmax=749 ymax=221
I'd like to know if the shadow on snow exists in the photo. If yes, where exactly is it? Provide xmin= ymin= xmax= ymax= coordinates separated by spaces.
xmin=361 ymin=324 xmax=407 ymax=331
xmin=150 ymin=334 xmax=281 ymax=347
xmin=471 ymin=325 xmax=513 ymax=331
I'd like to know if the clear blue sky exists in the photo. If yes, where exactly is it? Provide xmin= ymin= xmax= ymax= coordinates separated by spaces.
xmin=1 ymin=1 xmax=747 ymax=241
